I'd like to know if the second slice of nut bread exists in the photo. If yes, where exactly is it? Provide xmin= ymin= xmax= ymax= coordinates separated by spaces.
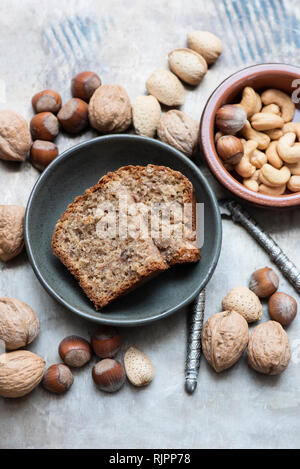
xmin=106 ymin=165 xmax=201 ymax=265
xmin=52 ymin=177 xmax=168 ymax=310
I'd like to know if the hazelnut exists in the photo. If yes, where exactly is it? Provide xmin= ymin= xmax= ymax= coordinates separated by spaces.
xmin=0 ymin=205 xmax=25 ymax=262
xmin=91 ymin=326 xmax=121 ymax=358
xmin=0 ymin=110 xmax=32 ymax=162
xmin=30 ymin=140 xmax=59 ymax=171
xmin=216 ymin=105 xmax=247 ymax=135
xmin=249 ymin=267 xmax=279 ymax=298
xmin=216 ymin=135 xmax=244 ymax=164
xmin=268 ymin=292 xmax=297 ymax=326
xmin=92 ymin=359 xmax=125 ymax=392
xmin=222 ymin=286 xmax=262 ymax=323
xmin=248 ymin=321 xmax=291 ymax=375
xmin=32 ymin=89 xmax=62 ymax=114
xmin=57 ymin=98 xmax=89 ymax=134
xmin=43 ymin=364 xmax=74 ymax=394
xmin=71 ymin=71 xmax=101 ymax=101
xmin=202 ymin=310 xmax=249 ymax=373
xmin=58 ymin=335 xmax=92 ymax=368
xmin=30 ymin=112 xmax=59 ymax=141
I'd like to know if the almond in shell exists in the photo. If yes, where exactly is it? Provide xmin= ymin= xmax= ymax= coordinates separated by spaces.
xmin=168 ymin=48 xmax=207 ymax=86
xmin=124 ymin=346 xmax=155 ymax=387
xmin=146 ymin=70 xmax=185 ymax=107
xmin=132 ymin=95 xmax=161 ymax=138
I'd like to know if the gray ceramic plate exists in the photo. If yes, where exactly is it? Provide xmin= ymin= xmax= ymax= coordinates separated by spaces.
xmin=25 ymin=135 xmax=222 ymax=326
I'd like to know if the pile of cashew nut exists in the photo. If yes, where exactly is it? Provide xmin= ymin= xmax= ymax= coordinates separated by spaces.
xmin=216 ymin=86 xmax=300 ymax=195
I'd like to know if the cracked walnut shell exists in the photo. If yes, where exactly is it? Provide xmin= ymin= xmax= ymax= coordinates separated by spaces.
xmin=202 ymin=310 xmax=249 ymax=373
xmin=0 ymin=205 xmax=25 ymax=262
xmin=0 ymin=110 xmax=32 ymax=162
xmin=247 ymin=321 xmax=291 ymax=375
xmin=0 ymin=297 xmax=40 ymax=350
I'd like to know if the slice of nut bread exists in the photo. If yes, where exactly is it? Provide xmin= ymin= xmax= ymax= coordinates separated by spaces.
xmin=52 ymin=177 xmax=168 ymax=310
xmin=108 ymin=165 xmax=201 ymax=265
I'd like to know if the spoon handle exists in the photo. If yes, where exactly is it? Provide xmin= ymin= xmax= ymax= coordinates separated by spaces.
xmin=226 ymin=199 xmax=300 ymax=293
xmin=185 ymin=288 xmax=206 ymax=394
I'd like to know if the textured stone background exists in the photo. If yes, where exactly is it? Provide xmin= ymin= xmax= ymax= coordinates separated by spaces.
xmin=0 ymin=0 xmax=300 ymax=449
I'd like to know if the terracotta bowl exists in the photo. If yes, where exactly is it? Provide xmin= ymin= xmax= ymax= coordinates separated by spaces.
xmin=200 ymin=63 xmax=300 ymax=208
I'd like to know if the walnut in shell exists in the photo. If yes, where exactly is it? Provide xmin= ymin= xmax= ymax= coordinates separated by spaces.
xmin=88 ymin=84 xmax=132 ymax=133
xmin=202 ymin=310 xmax=249 ymax=373
xmin=157 ymin=110 xmax=198 ymax=157
xmin=0 ymin=350 xmax=45 ymax=398
xmin=222 ymin=286 xmax=262 ymax=323
xmin=0 ymin=110 xmax=32 ymax=162
xmin=247 ymin=321 xmax=291 ymax=375
xmin=0 ymin=297 xmax=40 ymax=350
xmin=0 ymin=205 xmax=25 ymax=262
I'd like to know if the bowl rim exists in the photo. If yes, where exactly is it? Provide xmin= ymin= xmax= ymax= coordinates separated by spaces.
xmin=200 ymin=63 xmax=300 ymax=208
xmin=24 ymin=134 xmax=222 ymax=326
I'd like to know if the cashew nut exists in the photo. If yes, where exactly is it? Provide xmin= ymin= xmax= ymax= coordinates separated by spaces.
xmin=235 ymin=140 xmax=256 ymax=177
xmin=283 ymin=122 xmax=300 ymax=140
xmin=240 ymin=120 xmax=270 ymax=150
xmin=250 ymin=149 xmax=267 ymax=168
xmin=261 ymin=104 xmax=281 ymax=115
xmin=277 ymin=132 xmax=300 ymax=163
xmin=286 ymin=160 xmax=300 ymax=175
xmin=250 ymin=112 xmax=284 ymax=131
xmin=260 ymin=163 xmax=291 ymax=187
xmin=238 ymin=87 xmax=262 ymax=118
xmin=287 ymin=175 xmax=300 ymax=192
xmin=243 ymin=179 xmax=259 ymax=192
xmin=265 ymin=129 xmax=283 ymax=140
xmin=261 ymin=89 xmax=295 ymax=122
xmin=243 ymin=168 xmax=260 ymax=192
xmin=259 ymin=183 xmax=286 ymax=195
xmin=266 ymin=141 xmax=283 ymax=169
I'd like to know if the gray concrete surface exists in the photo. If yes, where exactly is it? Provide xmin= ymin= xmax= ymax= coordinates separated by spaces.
xmin=0 ymin=0 xmax=300 ymax=449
